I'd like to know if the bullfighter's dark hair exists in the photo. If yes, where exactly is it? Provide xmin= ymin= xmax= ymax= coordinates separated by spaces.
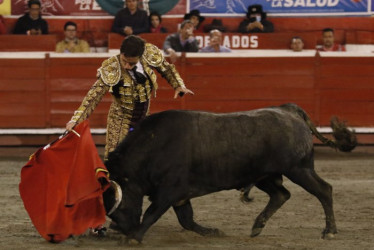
xmin=28 ymin=0 xmax=41 ymax=8
xmin=120 ymin=35 xmax=145 ymax=58
xmin=64 ymin=21 xmax=77 ymax=31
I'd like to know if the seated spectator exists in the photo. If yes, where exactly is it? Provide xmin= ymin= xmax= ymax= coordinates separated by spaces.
xmin=0 ymin=15 xmax=6 ymax=34
xmin=204 ymin=19 xmax=226 ymax=33
xmin=290 ymin=36 xmax=304 ymax=52
xmin=13 ymin=0 xmax=48 ymax=35
xmin=184 ymin=9 xmax=205 ymax=32
xmin=317 ymin=28 xmax=346 ymax=52
xmin=199 ymin=29 xmax=231 ymax=53
xmin=149 ymin=11 xmax=168 ymax=33
xmin=111 ymin=0 xmax=149 ymax=36
xmin=56 ymin=21 xmax=90 ymax=53
xmin=238 ymin=4 xmax=273 ymax=33
xmin=163 ymin=20 xmax=199 ymax=63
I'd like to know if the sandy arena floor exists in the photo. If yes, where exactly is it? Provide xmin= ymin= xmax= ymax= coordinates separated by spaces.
xmin=0 ymin=146 xmax=373 ymax=249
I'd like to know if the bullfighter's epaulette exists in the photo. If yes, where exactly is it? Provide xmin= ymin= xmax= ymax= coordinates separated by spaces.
xmin=98 ymin=56 xmax=121 ymax=87
xmin=142 ymin=43 xmax=164 ymax=67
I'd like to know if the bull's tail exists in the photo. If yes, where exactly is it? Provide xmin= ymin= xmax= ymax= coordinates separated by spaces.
xmin=280 ymin=103 xmax=357 ymax=152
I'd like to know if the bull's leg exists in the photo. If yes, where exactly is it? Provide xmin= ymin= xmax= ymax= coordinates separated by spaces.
xmin=173 ymin=200 xmax=224 ymax=236
xmin=127 ymin=187 xmax=182 ymax=243
xmin=285 ymin=168 xmax=337 ymax=239
xmin=251 ymin=175 xmax=291 ymax=237
xmin=240 ymin=184 xmax=255 ymax=203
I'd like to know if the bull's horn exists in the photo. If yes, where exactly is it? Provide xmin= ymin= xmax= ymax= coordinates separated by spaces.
xmin=107 ymin=180 xmax=123 ymax=216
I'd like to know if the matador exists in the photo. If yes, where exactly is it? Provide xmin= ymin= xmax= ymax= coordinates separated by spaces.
xmin=66 ymin=35 xmax=194 ymax=159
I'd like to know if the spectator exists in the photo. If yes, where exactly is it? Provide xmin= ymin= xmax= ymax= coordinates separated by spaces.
xmin=184 ymin=9 xmax=205 ymax=32
xmin=111 ymin=0 xmax=149 ymax=36
xmin=163 ymin=20 xmax=199 ymax=63
xmin=238 ymin=4 xmax=273 ymax=33
xmin=290 ymin=36 xmax=304 ymax=52
xmin=203 ymin=18 xmax=226 ymax=33
xmin=0 ymin=15 xmax=6 ymax=34
xmin=199 ymin=29 xmax=231 ymax=53
xmin=318 ymin=28 xmax=346 ymax=52
xmin=56 ymin=21 xmax=90 ymax=53
xmin=13 ymin=0 xmax=48 ymax=35
xmin=148 ymin=11 xmax=168 ymax=33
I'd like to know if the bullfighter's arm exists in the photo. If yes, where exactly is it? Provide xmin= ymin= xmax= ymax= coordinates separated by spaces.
xmin=69 ymin=78 xmax=109 ymax=124
xmin=143 ymin=43 xmax=186 ymax=89
xmin=69 ymin=56 xmax=120 ymax=126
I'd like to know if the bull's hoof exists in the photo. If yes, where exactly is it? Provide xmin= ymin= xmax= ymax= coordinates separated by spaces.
xmin=197 ymin=227 xmax=225 ymax=237
xmin=118 ymin=236 xmax=127 ymax=245
xmin=240 ymin=195 xmax=254 ymax=204
xmin=322 ymin=232 xmax=336 ymax=240
xmin=322 ymin=228 xmax=337 ymax=239
xmin=250 ymin=227 xmax=263 ymax=237
xmin=118 ymin=236 xmax=141 ymax=245
xmin=127 ymin=238 xmax=141 ymax=245
xmin=240 ymin=193 xmax=254 ymax=204
xmin=209 ymin=228 xmax=225 ymax=237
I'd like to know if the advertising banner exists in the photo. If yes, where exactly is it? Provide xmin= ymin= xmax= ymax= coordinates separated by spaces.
xmin=7 ymin=0 xmax=371 ymax=17
xmin=0 ymin=0 xmax=11 ymax=15
xmin=9 ymin=0 xmax=187 ymax=16
xmin=190 ymin=0 xmax=369 ymax=16
xmin=11 ymin=0 xmax=110 ymax=16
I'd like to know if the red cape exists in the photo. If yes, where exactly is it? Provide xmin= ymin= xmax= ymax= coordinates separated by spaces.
xmin=19 ymin=121 xmax=109 ymax=243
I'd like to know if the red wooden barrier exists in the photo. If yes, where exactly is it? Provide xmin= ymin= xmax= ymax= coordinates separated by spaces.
xmin=0 ymin=35 xmax=57 ymax=52
xmin=0 ymin=53 xmax=373 ymax=130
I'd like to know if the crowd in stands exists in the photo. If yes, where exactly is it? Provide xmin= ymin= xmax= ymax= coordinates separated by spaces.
xmin=0 ymin=0 xmax=349 ymax=54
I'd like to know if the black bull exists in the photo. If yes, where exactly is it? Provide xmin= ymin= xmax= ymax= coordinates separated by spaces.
xmin=104 ymin=103 xmax=357 ymax=243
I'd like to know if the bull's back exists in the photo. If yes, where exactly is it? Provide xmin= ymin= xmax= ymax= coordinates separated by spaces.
xmin=116 ymin=108 xmax=314 ymax=191
xmin=135 ymin=108 xmax=312 ymax=165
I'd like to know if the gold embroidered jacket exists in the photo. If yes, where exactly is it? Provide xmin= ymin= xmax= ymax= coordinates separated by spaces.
xmin=69 ymin=43 xmax=185 ymax=157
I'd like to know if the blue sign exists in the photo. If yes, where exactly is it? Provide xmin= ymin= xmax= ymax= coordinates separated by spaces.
xmin=190 ymin=0 xmax=369 ymax=15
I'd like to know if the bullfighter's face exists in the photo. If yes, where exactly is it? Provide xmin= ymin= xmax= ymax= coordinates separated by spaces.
xmin=120 ymin=54 xmax=140 ymax=70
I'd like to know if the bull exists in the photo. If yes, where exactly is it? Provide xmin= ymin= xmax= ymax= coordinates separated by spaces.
xmin=103 ymin=103 xmax=357 ymax=244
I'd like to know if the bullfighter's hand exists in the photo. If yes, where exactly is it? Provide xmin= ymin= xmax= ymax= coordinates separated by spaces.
xmin=66 ymin=121 xmax=76 ymax=131
xmin=174 ymin=86 xmax=194 ymax=98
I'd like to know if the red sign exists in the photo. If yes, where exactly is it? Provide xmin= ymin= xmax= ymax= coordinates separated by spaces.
xmin=12 ymin=0 xmax=110 ymax=16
